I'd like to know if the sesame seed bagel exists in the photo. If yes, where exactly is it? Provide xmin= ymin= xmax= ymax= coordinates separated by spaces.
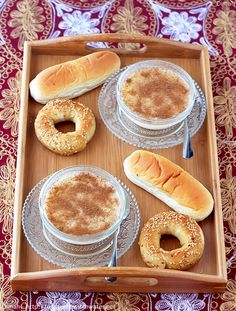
xmin=34 ymin=98 xmax=96 ymax=156
xmin=139 ymin=211 xmax=204 ymax=270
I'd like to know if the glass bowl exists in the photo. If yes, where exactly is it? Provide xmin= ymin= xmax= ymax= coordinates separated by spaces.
xmin=39 ymin=165 xmax=129 ymax=249
xmin=116 ymin=60 xmax=196 ymax=130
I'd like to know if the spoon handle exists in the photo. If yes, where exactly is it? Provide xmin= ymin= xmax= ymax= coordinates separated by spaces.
xmin=105 ymin=227 xmax=120 ymax=282
xmin=183 ymin=119 xmax=193 ymax=159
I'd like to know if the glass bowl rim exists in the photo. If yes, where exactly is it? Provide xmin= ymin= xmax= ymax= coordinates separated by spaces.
xmin=116 ymin=59 xmax=196 ymax=127
xmin=39 ymin=165 xmax=128 ymax=245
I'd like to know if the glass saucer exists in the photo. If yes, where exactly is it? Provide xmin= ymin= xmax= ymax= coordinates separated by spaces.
xmin=98 ymin=67 xmax=206 ymax=149
xmin=22 ymin=177 xmax=140 ymax=268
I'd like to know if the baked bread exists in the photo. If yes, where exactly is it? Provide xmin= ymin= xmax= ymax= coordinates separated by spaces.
xmin=30 ymin=51 xmax=121 ymax=104
xmin=124 ymin=150 xmax=214 ymax=221
xmin=34 ymin=98 xmax=96 ymax=155
xmin=139 ymin=211 xmax=204 ymax=270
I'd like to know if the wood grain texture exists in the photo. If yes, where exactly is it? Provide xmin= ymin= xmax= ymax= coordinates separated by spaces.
xmin=11 ymin=34 xmax=227 ymax=292
xmin=12 ymin=268 xmax=226 ymax=293
xmin=11 ymin=43 xmax=32 ymax=277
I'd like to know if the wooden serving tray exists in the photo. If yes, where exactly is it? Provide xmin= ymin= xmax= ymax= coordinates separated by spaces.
xmin=11 ymin=34 xmax=227 ymax=292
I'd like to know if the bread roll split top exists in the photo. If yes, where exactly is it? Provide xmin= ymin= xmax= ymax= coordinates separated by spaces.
xmin=30 ymin=51 xmax=121 ymax=104
xmin=124 ymin=150 xmax=214 ymax=221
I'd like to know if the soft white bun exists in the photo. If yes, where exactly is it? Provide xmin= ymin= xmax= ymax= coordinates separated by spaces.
xmin=123 ymin=150 xmax=214 ymax=221
xmin=30 ymin=51 xmax=121 ymax=104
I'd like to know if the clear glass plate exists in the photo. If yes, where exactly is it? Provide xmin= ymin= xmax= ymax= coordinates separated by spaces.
xmin=22 ymin=177 xmax=140 ymax=268
xmin=98 ymin=67 xmax=207 ymax=149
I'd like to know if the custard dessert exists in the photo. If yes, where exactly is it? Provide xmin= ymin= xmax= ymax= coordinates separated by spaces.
xmin=121 ymin=67 xmax=190 ymax=119
xmin=44 ymin=173 xmax=120 ymax=236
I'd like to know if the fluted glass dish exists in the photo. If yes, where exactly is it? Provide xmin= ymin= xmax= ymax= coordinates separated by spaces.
xmin=99 ymin=68 xmax=206 ymax=149
xmin=22 ymin=176 xmax=140 ymax=266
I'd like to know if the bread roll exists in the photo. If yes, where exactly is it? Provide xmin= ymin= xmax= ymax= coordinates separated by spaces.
xmin=30 ymin=51 xmax=121 ymax=104
xmin=139 ymin=211 xmax=204 ymax=270
xmin=34 ymin=99 xmax=96 ymax=156
xmin=123 ymin=150 xmax=214 ymax=221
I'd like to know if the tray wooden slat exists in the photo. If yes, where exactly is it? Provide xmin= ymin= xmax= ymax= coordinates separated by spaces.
xmin=11 ymin=34 xmax=227 ymax=292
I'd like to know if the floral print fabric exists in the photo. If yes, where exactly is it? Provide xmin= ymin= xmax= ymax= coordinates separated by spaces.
xmin=161 ymin=11 xmax=202 ymax=42
xmin=0 ymin=0 xmax=235 ymax=310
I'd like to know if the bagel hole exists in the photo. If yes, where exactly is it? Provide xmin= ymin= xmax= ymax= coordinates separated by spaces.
xmin=55 ymin=121 xmax=75 ymax=133
xmin=160 ymin=234 xmax=182 ymax=251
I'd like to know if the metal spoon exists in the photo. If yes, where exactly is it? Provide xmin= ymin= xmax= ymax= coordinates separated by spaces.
xmin=183 ymin=118 xmax=193 ymax=159
xmin=105 ymin=226 xmax=120 ymax=282
xmin=105 ymin=188 xmax=130 ymax=282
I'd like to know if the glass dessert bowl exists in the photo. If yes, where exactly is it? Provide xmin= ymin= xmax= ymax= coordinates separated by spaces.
xmin=116 ymin=60 xmax=196 ymax=130
xmin=39 ymin=165 xmax=129 ymax=256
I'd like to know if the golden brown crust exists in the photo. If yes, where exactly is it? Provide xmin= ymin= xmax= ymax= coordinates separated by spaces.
xmin=123 ymin=150 xmax=214 ymax=221
xmin=139 ymin=211 xmax=204 ymax=270
xmin=30 ymin=51 xmax=121 ymax=104
xmin=34 ymin=98 xmax=96 ymax=155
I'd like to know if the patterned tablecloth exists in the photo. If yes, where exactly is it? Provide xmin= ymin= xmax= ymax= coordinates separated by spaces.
xmin=0 ymin=0 xmax=235 ymax=310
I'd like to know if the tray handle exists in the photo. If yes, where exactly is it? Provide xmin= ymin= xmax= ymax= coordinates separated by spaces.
xmin=84 ymin=33 xmax=149 ymax=54
xmin=11 ymin=267 xmax=227 ymax=292
xmin=29 ymin=33 xmax=203 ymax=57
xmin=11 ymin=268 xmax=158 ymax=292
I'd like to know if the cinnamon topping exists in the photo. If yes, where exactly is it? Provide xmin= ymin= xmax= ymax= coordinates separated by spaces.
xmin=44 ymin=173 xmax=120 ymax=236
xmin=121 ymin=67 xmax=190 ymax=119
